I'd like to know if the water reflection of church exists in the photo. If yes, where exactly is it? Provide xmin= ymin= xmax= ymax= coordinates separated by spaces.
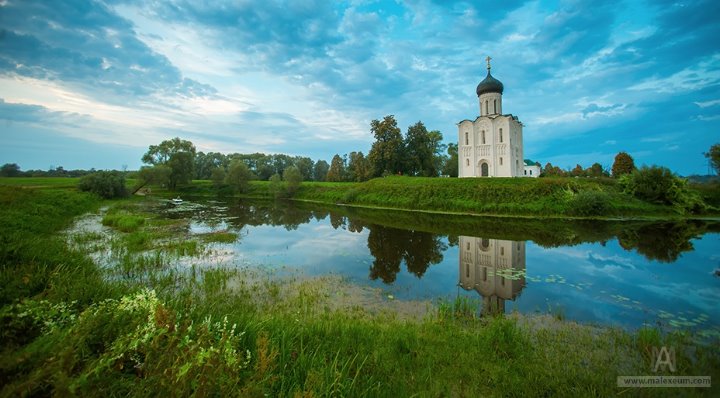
xmin=459 ymin=236 xmax=526 ymax=315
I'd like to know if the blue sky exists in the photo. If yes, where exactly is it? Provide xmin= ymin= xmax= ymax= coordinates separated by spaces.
xmin=0 ymin=0 xmax=718 ymax=175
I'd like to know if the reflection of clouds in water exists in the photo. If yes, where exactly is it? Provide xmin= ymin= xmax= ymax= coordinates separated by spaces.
xmin=537 ymin=245 xmax=636 ymax=277
xmin=288 ymin=224 xmax=368 ymax=254
xmin=639 ymin=283 xmax=719 ymax=315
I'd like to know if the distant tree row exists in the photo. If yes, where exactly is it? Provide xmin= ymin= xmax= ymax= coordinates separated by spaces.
xmin=540 ymin=151 xmax=637 ymax=178
xmin=0 ymin=163 xmax=104 ymax=178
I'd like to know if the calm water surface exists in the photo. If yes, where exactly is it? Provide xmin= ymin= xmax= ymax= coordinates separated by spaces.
xmin=156 ymin=198 xmax=720 ymax=333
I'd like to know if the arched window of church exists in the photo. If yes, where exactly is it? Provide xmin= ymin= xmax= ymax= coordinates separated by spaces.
xmin=485 ymin=101 xmax=489 ymax=115
xmin=530 ymin=170 xmax=533 ymax=175
xmin=466 ymin=242 xmax=470 ymax=251
xmin=481 ymin=130 xmax=485 ymax=144
xmin=524 ymin=170 xmax=527 ymax=175
xmin=483 ymin=267 xmax=487 ymax=282
xmin=500 ymin=157 xmax=503 ymax=166
xmin=500 ymin=247 xmax=504 ymax=256
xmin=465 ymin=132 xmax=468 ymax=145
xmin=466 ymin=264 xmax=469 ymax=278
xmin=494 ymin=99 xmax=497 ymax=114
xmin=499 ymin=128 xmax=503 ymax=143
xmin=481 ymin=238 xmax=489 ymax=251
xmin=466 ymin=159 xmax=470 ymax=167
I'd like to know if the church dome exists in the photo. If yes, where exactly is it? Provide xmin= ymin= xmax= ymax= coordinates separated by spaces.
xmin=476 ymin=71 xmax=504 ymax=96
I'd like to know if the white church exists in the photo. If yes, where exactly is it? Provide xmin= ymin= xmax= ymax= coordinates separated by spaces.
xmin=458 ymin=57 xmax=539 ymax=178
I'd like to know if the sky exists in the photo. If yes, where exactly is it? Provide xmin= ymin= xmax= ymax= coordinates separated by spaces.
xmin=0 ymin=0 xmax=718 ymax=175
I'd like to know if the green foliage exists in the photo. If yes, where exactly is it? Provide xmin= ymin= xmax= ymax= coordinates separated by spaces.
xmin=705 ymin=143 xmax=720 ymax=175
xmin=283 ymin=165 xmax=303 ymax=196
xmin=404 ymin=121 xmax=438 ymax=177
xmin=313 ymin=160 xmax=329 ymax=182
xmin=620 ymin=166 xmax=706 ymax=213
xmin=78 ymin=171 xmax=128 ymax=199
xmin=141 ymin=138 xmax=196 ymax=190
xmin=225 ymin=159 xmax=252 ymax=193
xmin=325 ymin=154 xmax=346 ymax=182
xmin=611 ymin=151 xmax=635 ymax=177
xmin=347 ymin=151 xmax=371 ymax=182
xmin=0 ymin=163 xmax=21 ymax=177
xmin=567 ymin=190 xmax=611 ymax=216
xmin=367 ymin=115 xmax=404 ymax=177
xmin=442 ymin=143 xmax=458 ymax=177
xmin=268 ymin=173 xmax=284 ymax=199
xmin=210 ymin=166 xmax=226 ymax=188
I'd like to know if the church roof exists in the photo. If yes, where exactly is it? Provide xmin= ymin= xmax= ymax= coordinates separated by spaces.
xmin=476 ymin=71 xmax=504 ymax=96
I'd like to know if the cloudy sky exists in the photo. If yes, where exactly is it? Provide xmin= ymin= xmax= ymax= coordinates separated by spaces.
xmin=1 ymin=0 xmax=718 ymax=175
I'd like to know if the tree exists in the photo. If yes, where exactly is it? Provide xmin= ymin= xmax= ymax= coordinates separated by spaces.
xmin=283 ymin=165 xmax=303 ymax=196
xmin=571 ymin=164 xmax=584 ymax=177
xmin=313 ymin=160 xmax=330 ymax=182
xmin=704 ymin=143 xmax=720 ymax=175
xmin=404 ymin=121 xmax=433 ymax=176
xmin=78 ymin=171 xmax=128 ymax=199
xmin=612 ymin=151 xmax=635 ymax=177
xmin=225 ymin=159 xmax=252 ymax=193
xmin=442 ymin=143 xmax=458 ymax=177
xmin=367 ymin=115 xmax=404 ymax=176
xmin=348 ymin=151 xmax=371 ymax=182
xmin=141 ymin=138 xmax=196 ymax=189
xmin=268 ymin=173 xmax=283 ymax=198
xmin=326 ymin=154 xmax=346 ymax=182
xmin=210 ymin=166 xmax=226 ymax=188
xmin=133 ymin=165 xmax=172 ymax=193
xmin=588 ymin=162 xmax=605 ymax=177
xmin=294 ymin=157 xmax=315 ymax=181
xmin=0 ymin=163 xmax=21 ymax=177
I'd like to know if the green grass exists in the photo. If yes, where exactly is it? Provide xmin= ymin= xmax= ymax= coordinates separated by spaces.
xmin=1 ymin=183 xmax=718 ymax=396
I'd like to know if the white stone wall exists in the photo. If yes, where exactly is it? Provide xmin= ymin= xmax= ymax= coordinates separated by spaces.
xmin=479 ymin=92 xmax=502 ymax=116
xmin=523 ymin=164 xmax=541 ymax=178
xmin=458 ymin=115 xmax=523 ymax=178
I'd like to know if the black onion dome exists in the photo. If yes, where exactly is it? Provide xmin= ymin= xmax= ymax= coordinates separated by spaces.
xmin=476 ymin=72 xmax=504 ymax=96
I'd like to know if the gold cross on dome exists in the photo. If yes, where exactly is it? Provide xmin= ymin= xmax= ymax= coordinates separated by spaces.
xmin=486 ymin=56 xmax=492 ymax=70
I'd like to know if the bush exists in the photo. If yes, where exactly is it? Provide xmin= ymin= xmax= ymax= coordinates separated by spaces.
xmin=620 ymin=166 xmax=706 ymax=213
xmin=567 ymin=190 xmax=611 ymax=216
xmin=78 ymin=171 xmax=128 ymax=199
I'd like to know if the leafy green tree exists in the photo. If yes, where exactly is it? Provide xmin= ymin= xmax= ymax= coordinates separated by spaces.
xmin=210 ymin=166 xmax=226 ymax=188
xmin=704 ymin=143 xmax=720 ymax=175
xmin=133 ymin=165 xmax=172 ymax=193
xmin=571 ymin=164 xmax=584 ymax=177
xmin=0 ymin=163 xmax=21 ymax=177
xmin=167 ymin=151 xmax=195 ymax=189
xmin=78 ymin=171 xmax=128 ymax=199
xmin=348 ymin=151 xmax=371 ymax=182
xmin=195 ymin=152 xmax=227 ymax=180
xmin=611 ymin=151 xmax=635 ymax=177
xmin=619 ymin=166 xmax=705 ymax=213
xmin=404 ymin=121 xmax=432 ymax=176
xmin=225 ymin=159 xmax=252 ymax=193
xmin=268 ymin=173 xmax=283 ymax=198
xmin=313 ymin=160 xmax=329 ymax=182
xmin=326 ymin=154 xmax=346 ymax=182
xmin=442 ymin=143 xmax=458 ymax=177
xmin=588 ymin=162 xmax=605 ymax=177
xmin=367 ymin=115 xmax=404 ymax=176
xmin=283 ymin=165 xmax=303 ymax=196
xmin=294 ymin=157 xmax=315 ymax=181
xmin=141 ymin=138 xmax=196 ymax=189
xmin=428 ymin=130 xmax=446 ymax=176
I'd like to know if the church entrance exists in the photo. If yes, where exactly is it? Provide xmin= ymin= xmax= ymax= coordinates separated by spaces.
xmin=480 ymin=162 xmax=489 ymax=177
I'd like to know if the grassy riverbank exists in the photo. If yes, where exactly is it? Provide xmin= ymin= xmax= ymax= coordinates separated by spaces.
xmin=1 ymin=184 xmax=719 ymax=396
xmin=175 ymin=176 xmax=719 ymax=219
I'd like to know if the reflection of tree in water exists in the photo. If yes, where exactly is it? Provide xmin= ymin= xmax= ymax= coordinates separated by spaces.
xmin=224 ymin=202 xmax=313 ymax=231
xmin=617 ymin=222 xmax=703 ymax=263
xmin=366 ymin=225 xmax=446 ymax=283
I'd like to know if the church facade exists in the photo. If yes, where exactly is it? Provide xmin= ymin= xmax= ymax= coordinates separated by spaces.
xmin=458 ymin=58 xmax=525 ymax=178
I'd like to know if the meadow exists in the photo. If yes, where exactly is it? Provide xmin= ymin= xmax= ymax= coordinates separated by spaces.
xmin=0 ymin=180 xmax=718 ymax=396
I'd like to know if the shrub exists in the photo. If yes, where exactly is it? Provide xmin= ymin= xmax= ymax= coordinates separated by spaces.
xmin=78 ymin=171 xmax=128 ymax=199
xmin=567 ymin=190 xmax=611 ymax=216
xmin=620 ymin=166 xmax=706 ymax=213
